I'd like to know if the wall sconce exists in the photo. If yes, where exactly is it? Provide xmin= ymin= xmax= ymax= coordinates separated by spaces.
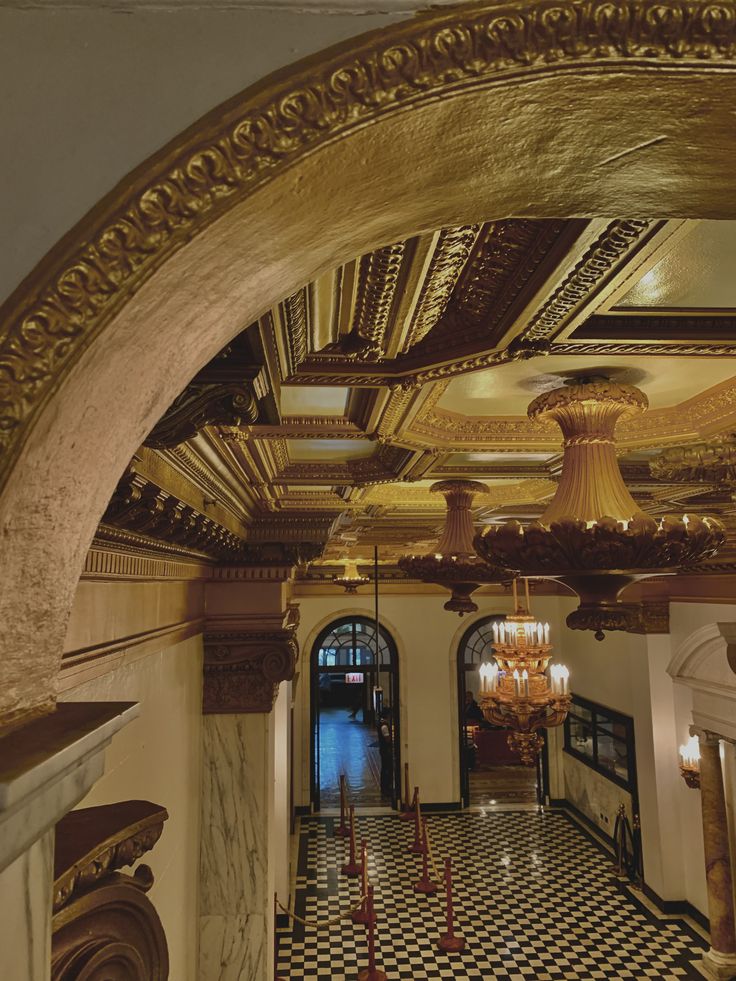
xmin=679 ymin=734 xmax=701 ymax=789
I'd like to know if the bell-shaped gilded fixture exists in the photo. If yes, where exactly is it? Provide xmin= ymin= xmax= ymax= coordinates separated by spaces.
xmin=333 ymin=557 xmax=371 ymax=593
xmin=474 ymin=381 xmax=724 ymax=639
xmin=398 ymin=480 xmax=501 ymax=615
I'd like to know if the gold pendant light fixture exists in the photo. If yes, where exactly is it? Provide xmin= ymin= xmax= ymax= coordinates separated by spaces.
xmin=398 ymin=480 xmax=500 ymax=616
xmin=478 ymin=579 xmax=570 ymax=766
xmin=474 ymin=381 xmax=724 ymax=640
xmin=333 ymin=556 xmax=371 ymax=593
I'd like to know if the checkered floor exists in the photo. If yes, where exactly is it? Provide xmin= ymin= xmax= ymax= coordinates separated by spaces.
xmin=277 ymin=809 xmax=708 ymax=980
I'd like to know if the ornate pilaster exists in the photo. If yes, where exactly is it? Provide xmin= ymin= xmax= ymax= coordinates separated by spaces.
xmin=203 ymin=605 xmax=300 ymax=714
xmin=691 ymin=727 xmax=736 ymax=981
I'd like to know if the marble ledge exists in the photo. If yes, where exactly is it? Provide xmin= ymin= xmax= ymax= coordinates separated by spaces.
xmin=0 ymin=701 xmax=139 ymax=873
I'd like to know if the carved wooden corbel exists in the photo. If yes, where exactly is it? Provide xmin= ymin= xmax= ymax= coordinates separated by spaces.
xmin=52 ymin=800 xmax=169 ymax=980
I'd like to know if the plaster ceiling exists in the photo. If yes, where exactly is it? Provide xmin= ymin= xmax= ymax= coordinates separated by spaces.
xmin=437 ymin=355 xmax=736 ymax=415
xmin=141 ymin=217 xmax=736 ymax=566
xmin=617 ymin=221 xmax=736 ymax=310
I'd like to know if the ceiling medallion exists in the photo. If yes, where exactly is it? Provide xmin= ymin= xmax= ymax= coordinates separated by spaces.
xmin=479 ymin=580 xmax=570 ymax=766
xmin=398 ymin=480 xmax=500 ymax=616
xmin=474 ymin=381 xmax=725 ymax=640
xmin=334 ymin=557 xmax=371 ymax=594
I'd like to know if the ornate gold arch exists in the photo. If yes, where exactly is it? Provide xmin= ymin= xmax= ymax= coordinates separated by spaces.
xmin=2 ymin=0 xmax=736 ymax=488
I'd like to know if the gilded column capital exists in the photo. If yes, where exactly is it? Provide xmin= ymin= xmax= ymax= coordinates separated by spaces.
xmin=202 ymin=607 xmax=300 ymax=714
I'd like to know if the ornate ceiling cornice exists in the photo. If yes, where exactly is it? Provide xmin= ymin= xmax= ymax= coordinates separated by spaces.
xmin=404 ymin=225 xmax=480 ymax=350
xmin=521 ymin=220 xmax=655 ymax=342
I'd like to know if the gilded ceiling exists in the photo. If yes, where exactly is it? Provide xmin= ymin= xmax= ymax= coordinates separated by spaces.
xmin=116 ymin=218 xmax=736 ymax=570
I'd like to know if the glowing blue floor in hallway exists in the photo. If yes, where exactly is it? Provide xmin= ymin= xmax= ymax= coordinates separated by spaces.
xmin=318 ymin=708 xmax=384 ymax=808
xmin=277 ymin=810 xmax=708 ymax=980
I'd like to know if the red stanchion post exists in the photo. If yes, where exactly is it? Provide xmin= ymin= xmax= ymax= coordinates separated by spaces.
xmin=335 ymin=774 xmax=350 ymax=838
xmin=357 ymin=885 xmax=388 ymax=981
xmin=408 ymin=789 xmax=424 ymax=854
xmin=342 ymin=805 xmax=363 ymax=877
xmin=413 ymin=818 xmax=438 ymax=895
xmin=352 ymin=839 xmax=370 ymax=924
xmin=400 ymin=763 xmax=414 ymax=821
xmin=437 ymin=857 xmax=466 ymax=953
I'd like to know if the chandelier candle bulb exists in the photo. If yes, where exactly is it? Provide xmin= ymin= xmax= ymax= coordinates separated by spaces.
xmin=521 ymin=669 xmax=529 ymax=697
xmin=492 ymin=623 xmax=499 ymax=644
xmin=513 ymin=669 xmax=521 ymax=697
xmin=544 ymin=623 xmax=550 ymax=644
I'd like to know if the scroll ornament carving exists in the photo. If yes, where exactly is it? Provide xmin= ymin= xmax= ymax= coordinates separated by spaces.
xmin=52 ymin=801 xmax=169 ymax=981
xmin=144 ymin=337 xmax=263 ymax=449
xmin=144 ymin=379 xmax=259 ymax=449
xmin=203 ymin=629 xmax=299 ymax=713
xmin=3 ymin=0 xmax=736 ymax=484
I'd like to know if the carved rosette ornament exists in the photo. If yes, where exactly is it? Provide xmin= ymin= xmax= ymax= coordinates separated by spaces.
xmin=203 ymin=607 xmax=300 ymax=713
xmin=398 ymin=479 xmax=501 ymax=615
xmin=474 ymin=381 xmax=725 ymax=639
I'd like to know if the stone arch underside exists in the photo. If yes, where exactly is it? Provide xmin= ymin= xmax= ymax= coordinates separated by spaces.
xmin=3 ymin=0 xmax=736 ymax=723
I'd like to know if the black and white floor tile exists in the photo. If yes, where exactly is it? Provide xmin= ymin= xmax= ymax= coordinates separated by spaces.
xmin=277 ymin=809 xmax=708 ymax=980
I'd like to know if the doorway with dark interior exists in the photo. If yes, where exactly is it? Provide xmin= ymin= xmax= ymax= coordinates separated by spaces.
xmin=311 ymin=616 xmax=400 ymax=811
xmin=458 ymin=614 xmax=545 ymax=808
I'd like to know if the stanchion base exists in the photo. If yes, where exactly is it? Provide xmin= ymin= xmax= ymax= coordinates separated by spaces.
xmin=399 ymin=808 xmax=415 ymax=822
xmin=437 ymin=932 xmax=466 ymax=953
xmin=335 ymin=824 xmax=350 ymax=838
xmin=351 ymin=909 xmax=370 ymax=925
xmin=342 ymin=862 xmax=364 ymax=878
xmin=357 ymin=969 xmax=388 ymax=981
xmin=408 ymin=842 xmax=424 ymax=855
xmin=413 ymin=878 xmax=439 ymax=895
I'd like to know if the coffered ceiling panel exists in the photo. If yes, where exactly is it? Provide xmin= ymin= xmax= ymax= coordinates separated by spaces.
xmin=280 ymin=386 xmax=349 ymax=416
xmin=617 ymin=221 xmax=736 ymax=310
xmin=285 ymin=438 xmax=376 ymax=461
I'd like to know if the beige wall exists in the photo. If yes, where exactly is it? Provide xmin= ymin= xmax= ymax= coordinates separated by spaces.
xmin=0 ymin=5 xmax=401 ymax=303
xmin=60 ymin=634 xmax=204 ymax=981
xmin=58 ymin=574 xmax=205 ymax=980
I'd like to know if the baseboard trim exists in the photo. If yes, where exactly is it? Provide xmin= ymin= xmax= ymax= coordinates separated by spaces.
xmin=276 ymin=913 xmax=290 ymax=929
xmin=294 ymin=805 xmax=311 ymax=816
xmin=420 ymin=801 xmax=462 ymax=813
xmin=551 ymin=798 xmax=615 ymax=848
xmin=553 ymin=799 xmax=710 ymax=932
xmin=642 ymin=885 xmax=709 ymax=931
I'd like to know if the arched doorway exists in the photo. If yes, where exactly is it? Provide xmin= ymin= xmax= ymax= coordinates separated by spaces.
xmin=310 ymin=616 xmax=400 ymax=811
xmin=458 ymin=614 xmax=543 ymax=808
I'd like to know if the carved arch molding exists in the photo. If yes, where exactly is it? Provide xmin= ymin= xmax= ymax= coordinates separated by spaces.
xmin=3 ymin=0 xmax=736 ymax=489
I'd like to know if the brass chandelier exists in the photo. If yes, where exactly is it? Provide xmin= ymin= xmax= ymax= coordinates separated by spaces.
xmin=333 ymin=557 xmax=371 ymax=593
xmin=474 ymin=381 xmax=725 ymax=639
xmin=398 ymin=480 xmax=500 ymax=616
xmin=478 ymin=580 xmax=570 ymax=766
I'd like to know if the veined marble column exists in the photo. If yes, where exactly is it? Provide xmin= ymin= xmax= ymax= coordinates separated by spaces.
xmin=200 ymin=713 xmax=275 ymax=981
xmin=199 ymin=571 xmax=300 ymax=981
xmin=693 ymin=727 xmax=736 ymax=981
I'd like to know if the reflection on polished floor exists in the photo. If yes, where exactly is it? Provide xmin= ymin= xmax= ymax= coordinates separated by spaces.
xmin=278 ymin=810 xmax=708 ymax=980
xmin=470 ymin=765 xmax=539 ymax=807
xmin=318 ymin=708 xmax=383 ymax=808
